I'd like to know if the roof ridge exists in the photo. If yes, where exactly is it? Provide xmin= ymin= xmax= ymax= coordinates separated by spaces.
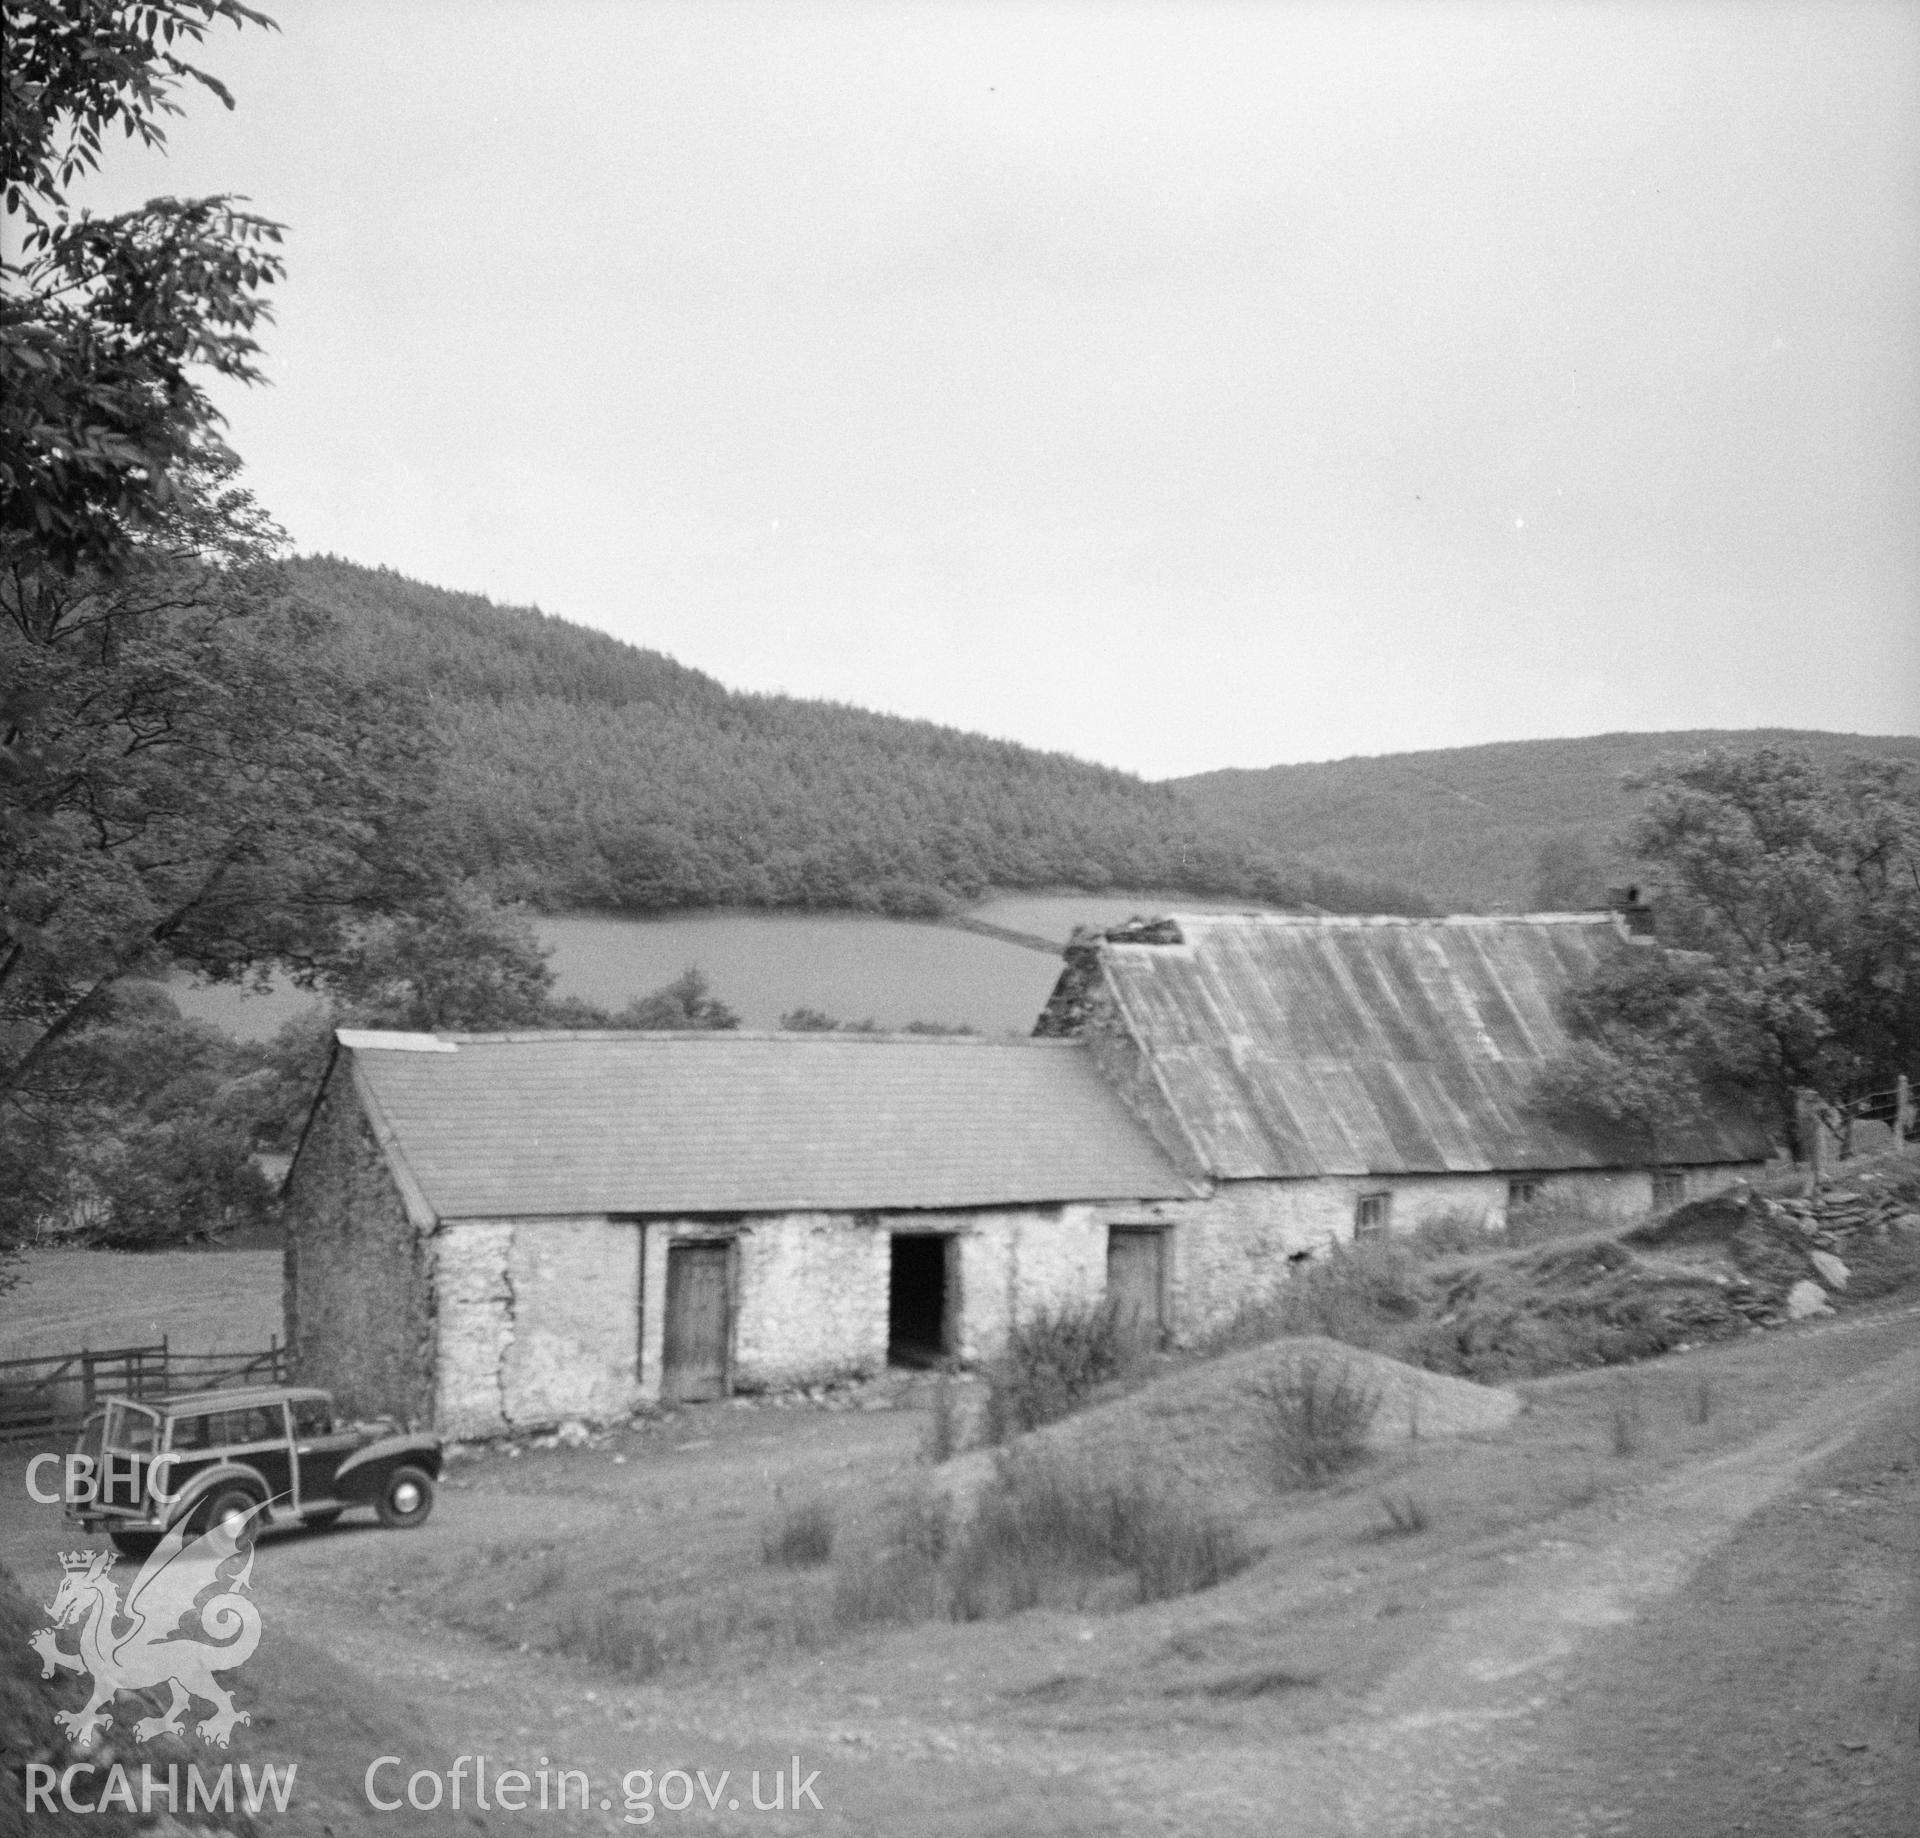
xmin=395 ymin=1029 xmax=1082 ymax=1047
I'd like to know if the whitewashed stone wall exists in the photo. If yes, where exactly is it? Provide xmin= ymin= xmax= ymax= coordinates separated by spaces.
xmin=732 ymin=1214 xmax=888 ymax=1390
xmin=1104 ymin=1161 xmax=1768 ymax=1345
xmin=635 ymin=1205 xmax=1114 ymax=1398
xmin=951 ymin=1203 xmax=1108 ymax=1364
xmin=433 ymin=1218 xmax=638 ymax=1438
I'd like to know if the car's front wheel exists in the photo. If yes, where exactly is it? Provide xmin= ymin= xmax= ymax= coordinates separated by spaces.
xmin=375 ymin=1466 xmax=435 ymax=1529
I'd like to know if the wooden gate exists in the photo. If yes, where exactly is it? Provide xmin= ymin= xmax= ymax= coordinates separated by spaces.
xmin=1106 ymin=1226 xmax=1168 ymax=1347
xmin=662 ymin=1243 xmax=732 ymax=1403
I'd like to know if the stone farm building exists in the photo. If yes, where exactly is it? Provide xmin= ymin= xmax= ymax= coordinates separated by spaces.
xmin=1032 ymin=909 xmax=1774 ymax=1327
xmin=282 ymin=1030 xmax=1195 ymax=1436
xmin=284 ymin=909 xmax=1775 ymax=1434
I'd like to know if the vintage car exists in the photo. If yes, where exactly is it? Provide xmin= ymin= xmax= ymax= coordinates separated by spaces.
xmin=68 ymin=1385 xmax=442 ymax=1555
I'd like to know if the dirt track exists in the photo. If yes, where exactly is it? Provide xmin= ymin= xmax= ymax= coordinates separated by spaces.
xmin=4 ymin=1309 xmax=1917 ymax=1835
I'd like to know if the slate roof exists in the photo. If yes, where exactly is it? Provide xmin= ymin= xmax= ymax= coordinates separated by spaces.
xmin=334 ymin=1030 xmax=1194 ymax=1220
xmin=1085 ymin=913 xmax=1773 ymax=1178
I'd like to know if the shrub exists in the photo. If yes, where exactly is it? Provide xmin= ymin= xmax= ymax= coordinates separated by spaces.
xmin=762 ymin=1499 xmax=836 ymax=1567
xmin=1502 ymin=1189 xmax=1614 ymax=1245
xmin=1405 ymin=1210 xmax=1493 ymax=1258
xmin=1250 ymin=1357 xmax=1381 ymax=1489
xmin=980 ymin=1299 xmax=1132 ymax=1443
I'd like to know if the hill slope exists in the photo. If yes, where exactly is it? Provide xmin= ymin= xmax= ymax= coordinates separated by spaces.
xmin=1176 ymin=729 xmax=1920 ymax=912
xmin=285 ymin=557 xmax=1430 ymax=917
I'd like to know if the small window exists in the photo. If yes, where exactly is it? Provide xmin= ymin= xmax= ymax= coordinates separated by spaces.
xmin=169 ymin=1412 xmax=216 ymax=1451
xmin=1651 ymin=1170 xmax=1685 ymax=1210
xmin=1508 ymin=1178 xmax=1542 ymax=1208
xmin=234 ymin=1405 xmax=285 ymax=1444
xmin=1355 ymin=1191 xmax=1392 ymax=1237
xmin=291 ymin=1398 xmax=333 ymax=1438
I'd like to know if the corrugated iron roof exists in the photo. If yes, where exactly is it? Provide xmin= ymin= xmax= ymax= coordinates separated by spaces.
xmin=1095 ymin=913 xmax=1772 ymax=1177
xmin=338 ymin=1030 xmax=1194 ymax=1220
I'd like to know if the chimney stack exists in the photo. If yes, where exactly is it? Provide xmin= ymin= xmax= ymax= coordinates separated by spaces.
xmin=1607 ymin=884 xmax=1656 ymax=938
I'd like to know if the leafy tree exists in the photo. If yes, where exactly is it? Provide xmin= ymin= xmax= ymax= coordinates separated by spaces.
xmin=1537 ymin=746 xmax=1920 ymax=1155
xmin=0 ymin=479 xmax=437 ymax=1109
xmin=0 ymin=981 xmax=272 ymax=1250
xmin=3 ymin=0 xmax=285 ymax=574
xmin=779 ymin=1007 xmax=977 ymax=1035
xmin=606 ymin=967 xmax=740 ymax=1031
xmin=1529 ymin=830 xmax=1609 ymax=911
xmin=314 ymin=884 xmax=555 ymax=1033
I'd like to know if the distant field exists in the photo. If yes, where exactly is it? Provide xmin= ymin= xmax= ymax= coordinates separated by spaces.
xmin=0 ymin=1248 xmax=283 ymax=1361
xmin=540 ymin=909 xmax=1064 ymax=1033
xmin=170 ymin=890 xmax=1301 ymax=1044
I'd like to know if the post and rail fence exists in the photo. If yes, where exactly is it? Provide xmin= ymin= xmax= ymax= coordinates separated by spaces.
xmin=0 ymin=1337 xmax=291 ymax=1444
xmin=1799 ymin=1073 xmax=1916 ymax=1183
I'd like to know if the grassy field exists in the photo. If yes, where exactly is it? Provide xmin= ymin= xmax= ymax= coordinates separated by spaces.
xmin=0 ymin=1245 xmax=284 ymax=1361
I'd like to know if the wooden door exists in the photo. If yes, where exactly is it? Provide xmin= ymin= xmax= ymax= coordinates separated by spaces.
xmin=663 ymin=1243 xmax=731 ymax=1402
xmin=1106 ymin=1227 xmax=1166 ymax=1347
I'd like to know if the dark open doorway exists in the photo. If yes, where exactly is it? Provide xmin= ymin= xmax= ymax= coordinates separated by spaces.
xmin=888 ymin=1233 xmax=952 ymax=1367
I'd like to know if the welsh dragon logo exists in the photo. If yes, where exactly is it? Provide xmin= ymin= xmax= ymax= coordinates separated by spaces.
xmin=29 ymin=1506 xmax=265 ymax=1749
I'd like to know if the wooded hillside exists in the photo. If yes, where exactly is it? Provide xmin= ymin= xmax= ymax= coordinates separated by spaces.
xmin=1178 ymin=730 xmax=1920 ymax=913
xmin=285 ymin=557 xmax=1431 ymax=917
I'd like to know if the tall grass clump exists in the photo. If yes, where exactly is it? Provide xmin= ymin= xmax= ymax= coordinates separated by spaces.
xmin=1251 ymin=1357 xmax=1382 ymax=1489
xmin=1273 ymin=1240 xmax=1424 ymax=1348
xmin=762 ymin=1499 xmax=837 ymax=1567
xmin=834 ymin=1456 xmax=1249 ymax=1627
xmin=922 ymin=1370 xmax=962 ymax=1463
xmin=832 ymin=1488 xmax=953 ymax=1628
xmin=1609 ymin=1380 xmax=1642 ymax=1457
xmin=980 ymin=1299 xmax=1133 ymax=1443
xmin=947 ymin=1456 xmax=1250 ymax=1617
xmin=552 ymin=1602 xmax=664 ymax=1677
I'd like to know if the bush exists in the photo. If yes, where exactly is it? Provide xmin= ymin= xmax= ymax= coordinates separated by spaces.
xmin=762 ymin=1499 xmax=836 ymax=1567
xmin=980 ymin=1300 xmax=1133 ymax=1443
xmin=1251 ymin=1357 xmax=1381 ymax=1489
xmin=1405 ymin=1210 xmax=1493 ymax=1258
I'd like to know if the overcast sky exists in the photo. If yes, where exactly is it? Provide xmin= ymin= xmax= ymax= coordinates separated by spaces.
xmin=71 ymin=0 xmax=1920 ymax=778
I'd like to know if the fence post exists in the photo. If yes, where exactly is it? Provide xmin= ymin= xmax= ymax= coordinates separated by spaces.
xmin=81 ymin=1349 xmax=95 ymax=1413
xmin=1898 ymin=1074 xmax=1914 ymax=1145
xmin=1797 ymin=1089 xmax=1824 ymax=1185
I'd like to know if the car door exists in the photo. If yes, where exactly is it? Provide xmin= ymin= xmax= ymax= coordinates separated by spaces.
xmin=231 ymin=1401 xmax=295 ymax=1506
xmin=290 ymin=1397 xmax=359 ymax=1508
